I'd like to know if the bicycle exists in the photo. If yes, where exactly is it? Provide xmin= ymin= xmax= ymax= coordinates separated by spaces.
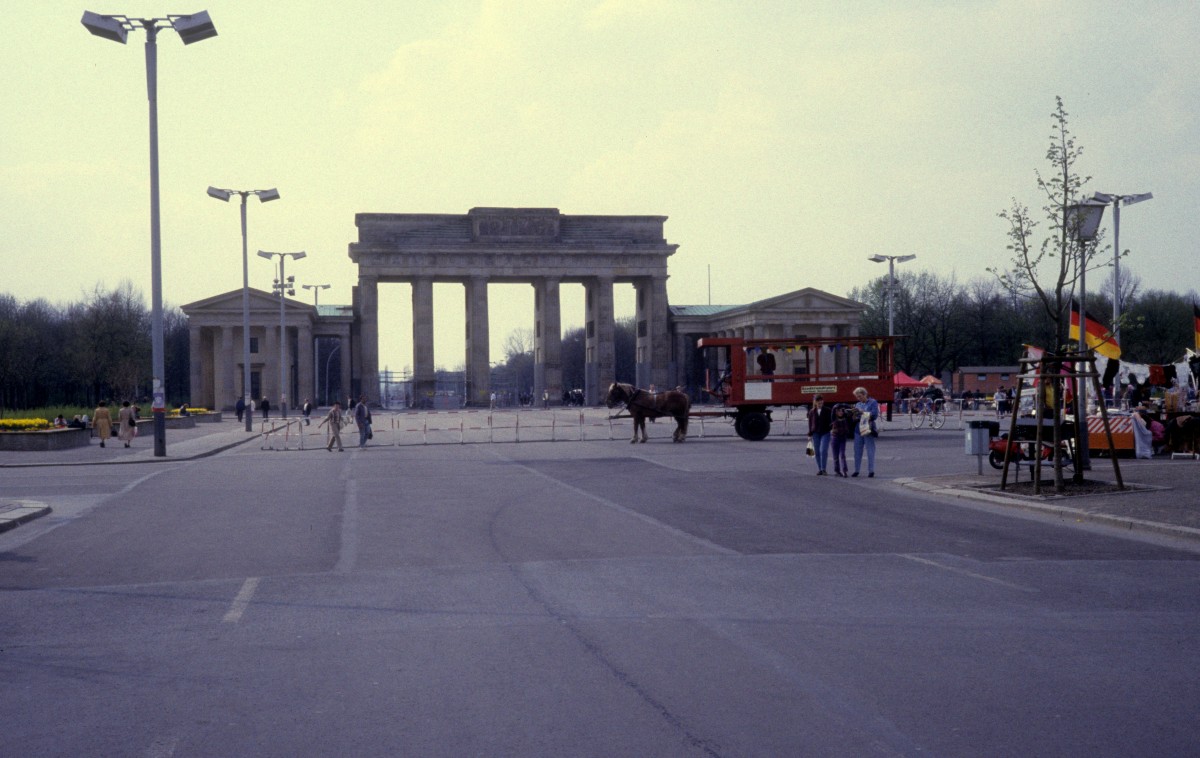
xmin=909 ymin=398 xmax=946 ymax=429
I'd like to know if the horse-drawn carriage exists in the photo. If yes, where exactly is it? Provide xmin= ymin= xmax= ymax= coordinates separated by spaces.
xmin=694 ymin=334 xmax=898 ymax=441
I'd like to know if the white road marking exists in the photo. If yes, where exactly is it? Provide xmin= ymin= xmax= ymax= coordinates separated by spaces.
xmin=489 ymin=448 xmax=737 ymax=556
xmin=222 ymin=577 xmax=260 ymax=623
xmin=899 ymin=554 xmax=1039 ymax=593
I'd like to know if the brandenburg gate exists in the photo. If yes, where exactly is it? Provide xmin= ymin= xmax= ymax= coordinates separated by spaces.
xmin=349 ymin=207 xmax=677 ymax=407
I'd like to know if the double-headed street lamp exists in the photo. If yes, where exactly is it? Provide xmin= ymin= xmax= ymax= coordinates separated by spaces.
xmin=82 ymin=10 xmax=219 ymax=457
xmin=302 ymin=283 xmax=330 ymax=306
xmin=868 ymin=254 xmax=917 ymax=336
xmin=1089 ymin=191 xmax=1153 ymax=341
xmin=208 ymin=187 xmax=280 ymax=432
xmin=257 ymin=251 xmax=306 ymax=418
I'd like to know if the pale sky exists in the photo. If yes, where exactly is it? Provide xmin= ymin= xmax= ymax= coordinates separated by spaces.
xmin=3 ymin=1 xmax=1197 ymax=372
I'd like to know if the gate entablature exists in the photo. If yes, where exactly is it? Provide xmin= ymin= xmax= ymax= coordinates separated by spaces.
xmin=348 ymin=207 xmax=677 ymax=407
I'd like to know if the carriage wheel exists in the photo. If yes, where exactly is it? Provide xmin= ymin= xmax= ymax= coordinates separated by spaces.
xmin=736 ymin=411 xmax=770 ymax=441
xmin=929 ymin=410 xmax=946 ymax=429
xmin=910 ymin=411 xmax=925 ymax=429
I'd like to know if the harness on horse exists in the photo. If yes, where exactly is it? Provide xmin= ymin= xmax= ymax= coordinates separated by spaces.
xmin=622 ymin=387 xmax=664 ymax=418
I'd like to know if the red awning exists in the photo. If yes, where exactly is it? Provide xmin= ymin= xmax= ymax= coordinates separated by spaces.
xmin=893 ymin=371 xmax=924 ymax=387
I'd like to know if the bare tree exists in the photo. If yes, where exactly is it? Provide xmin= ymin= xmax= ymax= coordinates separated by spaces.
xmin=989 ymin=97 xmax=1105 ymax=353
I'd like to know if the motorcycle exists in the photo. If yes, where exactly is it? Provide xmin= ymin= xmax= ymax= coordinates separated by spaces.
xmin=987 ymin=432 xmax=1073 ymax=470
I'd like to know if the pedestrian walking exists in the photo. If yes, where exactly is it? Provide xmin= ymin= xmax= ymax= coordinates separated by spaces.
xmin=261 ymin=397 xmax=271 ymax=420
xmin=318 ymin=401 xmax=345 ymax=452
xmin=235 ymin=396 xmax=245 ymax=423
xmin=807 ymin=394 xmax=833 ymax=475
xmin=852 ymin=386 xmax=880 ymax=478
xmin=354 ymin=395 xmax=370 ymax=447
xmin=302 ymin=398 xmax=313 ymax=425
xmin=830 ymin=404 xmax=851 ymax=477
xmin=117 ymin=400 xmax=137 ymax=448
xmin=93 ymin=400 xmax=112 ymax=448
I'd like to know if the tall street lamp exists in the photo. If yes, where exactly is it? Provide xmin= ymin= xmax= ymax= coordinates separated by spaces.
xmin=1089 ymin=191 xmax=1153 ymax=341
xmin=208 ymin=187 xmax=280 ymax=432
xmin=868 ymin=254 xmax=917 ymax=336
xmin=302 ymin=283 xmax=330 ymax=306
xmin=257 ymin=251 xmax=306 ymax=418
xmin=82 ymin=10 xmax=218 ymax=457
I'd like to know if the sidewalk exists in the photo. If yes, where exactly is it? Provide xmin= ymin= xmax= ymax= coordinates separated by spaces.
xmin=896 ymin=456 xmax=1200 ymax=544
xmin=0 ymin=419 xmax=260 ymax=468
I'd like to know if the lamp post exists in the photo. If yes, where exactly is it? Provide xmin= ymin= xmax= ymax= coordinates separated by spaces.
xmin=302 ymin=283 xmax=330 ymax=306
xmin=1066 ymin=198 xmax=1107 ymax=474
xmin=257 ymin=251 xmax=306 ymax=418
xmin=1089 ymin=192 xmax=1153 ymax=341
xmin=867 ymin=254 xmax=917 ymax=336
xmin=82 ymin=10 xmax=218 ymax=457
xmin=208 ymin=187 xmax=280 ymax=432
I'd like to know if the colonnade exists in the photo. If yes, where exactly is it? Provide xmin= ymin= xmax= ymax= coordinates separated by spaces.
xmin=354 ymin=273 xmax=672 ymax=407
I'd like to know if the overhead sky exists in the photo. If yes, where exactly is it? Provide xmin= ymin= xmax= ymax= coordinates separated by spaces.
xmin=3 ymin=1 xmax=1197 ymax=372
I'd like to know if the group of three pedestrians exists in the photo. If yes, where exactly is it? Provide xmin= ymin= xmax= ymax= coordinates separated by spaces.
xmin=806 ymin=387 xmax=879 ymax=478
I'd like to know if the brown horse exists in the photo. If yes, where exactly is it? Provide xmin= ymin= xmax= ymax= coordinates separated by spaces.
xmin=606 ymin=382 xmax=690 ymax=443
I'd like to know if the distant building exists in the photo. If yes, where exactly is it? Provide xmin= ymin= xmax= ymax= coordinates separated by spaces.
xmin=671 ymin=288 xmax=866 ymax=400
xmin=180 ymin=289 xmax=353 ymax=413
xmin=953 ymin=366 xmax=1020 ymax=397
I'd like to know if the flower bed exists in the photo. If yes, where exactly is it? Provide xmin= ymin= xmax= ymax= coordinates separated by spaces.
xmin=0 ymin=418 xmax=51 ymax=432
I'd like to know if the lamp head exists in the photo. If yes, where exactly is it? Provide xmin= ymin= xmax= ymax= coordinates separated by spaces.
xmin=171 ymin=11 xmax=217 ymax=45
xmin=1066 ymin=200 xmax=1107 ymax=242
xmin=82 ymin=11 xmax=128 ymax=44
xmin=896 ymin=254 xmax=917 ymax=264
xmin=868 ymin=254 xmax=887 ymax=263
xmin=257 ymin=188 xmax=281 ymax=203
xmin=207 ymin=186 xmax=232 ymax=202
xmin=256 ymin=251 xmax=273 ymax=260
xmin=291 ymin=251 xmax=307 ymax=260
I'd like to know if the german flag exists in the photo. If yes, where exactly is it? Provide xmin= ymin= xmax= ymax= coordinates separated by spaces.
xmin=1194 ymin=303 xmax=1200 ymax=351
xmin=1069 ymin=299 xmax=1121 ymax=360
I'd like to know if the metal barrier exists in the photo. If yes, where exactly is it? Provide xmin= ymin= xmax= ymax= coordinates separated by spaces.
xmin=259 ymin=418 xmax=307 ymax=450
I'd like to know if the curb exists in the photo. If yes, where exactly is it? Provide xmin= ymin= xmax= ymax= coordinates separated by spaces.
xmin=0 ymin=501 xmax=52 ymax=533
xmin=894 ymin=478 xmax=1200 ymax=544
xmin=0 ymin=432 xmax=259 ymax=469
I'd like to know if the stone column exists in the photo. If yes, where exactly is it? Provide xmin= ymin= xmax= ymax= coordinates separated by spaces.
xmin=585 ymin=276 xmax=614 ymax=405
xmin=634 ymin=276 xmax=670 ymax=389
xmin=849 ymin=323 xmax=861 ymax=374
xmin=339 ymin=331 xmax=352 ymax=407
xmin=412 ymin=277 xmax=435 ymax=408
xmin=533 ymin=278 xmax=562 ymax=405
xmin=357 ymin=275 xmax=379 ymax=404
xmin=263 ymin=320 xmax=277 ymax=405
xmin=298 ymin=322 xmax=314 ymax=409
xmin=189 ymin=326 xmax=204 ymax=408
xmin=215 ymin=327 xmax=233 ymax=411
xmin=464 ymin=277 xmax=490 ymax=406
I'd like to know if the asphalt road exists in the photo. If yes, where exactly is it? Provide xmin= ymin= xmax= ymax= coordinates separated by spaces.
xmin=2 ymin=430 xmax=1198 ymax=757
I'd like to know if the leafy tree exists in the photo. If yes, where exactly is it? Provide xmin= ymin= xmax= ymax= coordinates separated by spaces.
xmin=1123 ymin=290 xmax=1195 ymax=364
